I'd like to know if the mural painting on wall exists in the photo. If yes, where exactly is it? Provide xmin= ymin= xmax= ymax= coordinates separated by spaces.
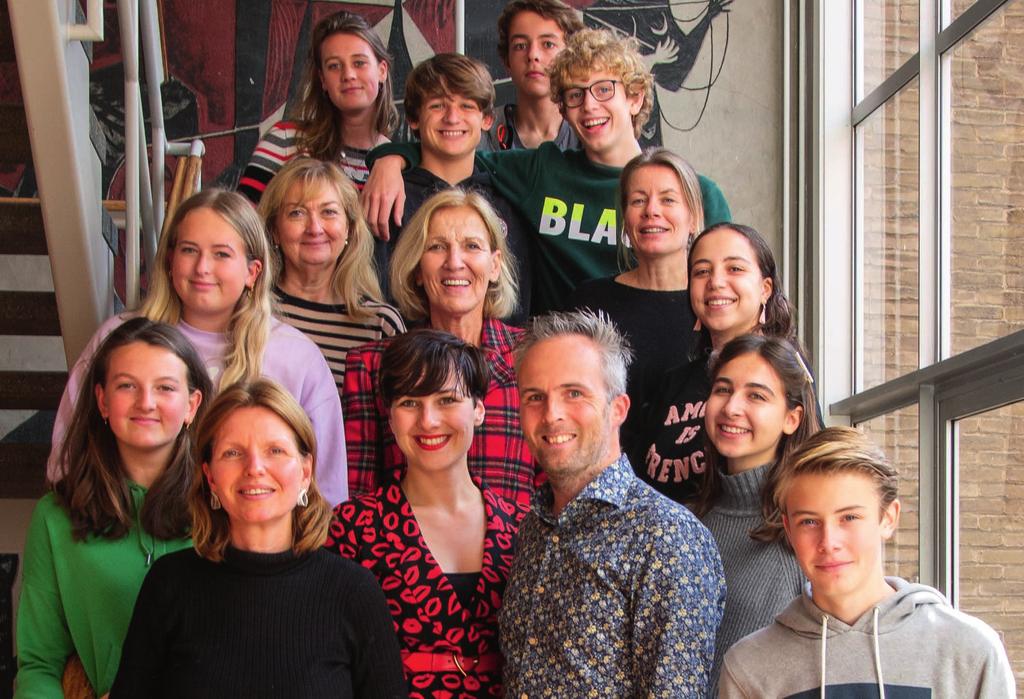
xmin=64 ymin=0 xmax=730 ymax=199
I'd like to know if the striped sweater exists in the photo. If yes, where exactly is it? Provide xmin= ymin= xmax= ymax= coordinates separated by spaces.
xmin=273 ymin=286 xmax=405 ymax=390
xmin=238 ymin=121 xmax=383 ymax=203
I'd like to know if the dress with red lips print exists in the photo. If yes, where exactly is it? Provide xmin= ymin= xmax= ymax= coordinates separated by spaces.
xmin=324 ymin=482 xmax=528 ymax=698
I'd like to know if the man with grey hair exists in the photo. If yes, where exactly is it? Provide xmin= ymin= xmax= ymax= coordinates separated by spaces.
xmin=500 ymin=309 xmax=725 ymax=696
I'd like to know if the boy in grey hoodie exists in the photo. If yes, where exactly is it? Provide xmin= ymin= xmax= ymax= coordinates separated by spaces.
xmin=720 ymin=427 xmax=1015 ymax=698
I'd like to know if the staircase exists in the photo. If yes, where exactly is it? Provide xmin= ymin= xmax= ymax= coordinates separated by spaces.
xmin=0 ymin=58 xmax=67 ymax=498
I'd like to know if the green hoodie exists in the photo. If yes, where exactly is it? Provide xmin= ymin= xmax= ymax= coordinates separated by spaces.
xmin=15 ymin=487 xmax=191 ymax=697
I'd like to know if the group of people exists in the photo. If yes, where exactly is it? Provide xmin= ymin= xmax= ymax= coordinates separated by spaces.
xmin=13 ymin=1 xmax=1016 ymax=697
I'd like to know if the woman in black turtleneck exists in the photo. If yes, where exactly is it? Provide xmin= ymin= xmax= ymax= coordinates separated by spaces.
xmin=111 ymin=380 xmax=405 ymax=699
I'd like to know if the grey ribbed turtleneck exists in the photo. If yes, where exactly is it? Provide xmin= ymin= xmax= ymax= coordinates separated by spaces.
xmin=702 ymin=463 xmax=805 ymax=697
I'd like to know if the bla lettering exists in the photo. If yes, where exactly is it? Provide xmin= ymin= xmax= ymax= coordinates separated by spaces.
xmin=539 ymin=197 xmax=567 ymax=236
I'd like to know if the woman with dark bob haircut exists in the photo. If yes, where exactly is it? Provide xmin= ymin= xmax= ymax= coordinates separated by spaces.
xmin=112 ymin=379 xmax=405 ymax=698
xmin=16 ymin=318 xmax=210 ymax=698
xmin=327 ymin=329 xmax=529 ymax=698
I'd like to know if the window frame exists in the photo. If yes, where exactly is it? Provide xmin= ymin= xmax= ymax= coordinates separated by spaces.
xmin=811 ymin=0 xmax=1020 ymax=593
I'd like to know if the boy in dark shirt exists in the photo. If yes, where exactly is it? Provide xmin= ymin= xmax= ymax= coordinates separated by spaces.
xmin=379 ymin=53 xmax=532 ymax=319
xmin=480 ymin=0 xmax=583 ymax=152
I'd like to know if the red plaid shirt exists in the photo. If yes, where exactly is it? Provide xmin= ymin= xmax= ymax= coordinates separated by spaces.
xmin=343 ymin=319 xmax=539 ymax=506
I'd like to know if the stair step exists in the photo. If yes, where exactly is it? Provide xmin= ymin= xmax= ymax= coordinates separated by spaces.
xmin=0 ymin=370 xmax=66 ymax=409
xmin=0 ymin=198 xmax=46 ymax=254
xmin=0 ymin=104 xmax=32 ymax=162
xmin=0 ymin=443 xmax=48 ymax=498
xmin=0 ymin=290 xmax=60 ymax=335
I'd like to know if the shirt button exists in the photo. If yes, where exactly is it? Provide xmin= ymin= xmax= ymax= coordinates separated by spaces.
xmin=551 ymin=534 xmax=559 ymax=544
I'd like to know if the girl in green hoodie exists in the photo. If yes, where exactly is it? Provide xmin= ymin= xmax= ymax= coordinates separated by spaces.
xmin=15 ymin=318 xmax=211 ymax=698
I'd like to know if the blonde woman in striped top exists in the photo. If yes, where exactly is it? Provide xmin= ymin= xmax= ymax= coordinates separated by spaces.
xmin=259 ymin=157 xmax=404 ymax=389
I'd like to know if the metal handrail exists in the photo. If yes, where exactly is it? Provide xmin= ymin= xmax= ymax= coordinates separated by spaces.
xmin=77 ymin=0 xmax=204 ymax=306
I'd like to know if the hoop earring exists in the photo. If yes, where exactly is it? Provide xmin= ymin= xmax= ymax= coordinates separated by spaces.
xmin=297 ymin=489 xmax=309 ymax=508
xmin=210 ymin=492 xmax=222 ymax=510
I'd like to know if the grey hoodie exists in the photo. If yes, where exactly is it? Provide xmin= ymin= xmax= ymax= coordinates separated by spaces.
xmin=718 ymin=576 xmax=1015 ymax=698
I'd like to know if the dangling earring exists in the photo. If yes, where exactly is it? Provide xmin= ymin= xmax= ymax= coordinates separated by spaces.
xmin=693 ymin=318 xmax=702 ymax=331
xmin=759 ymin=303 xmax=767 ymax=326
xmin=297 ymin=489 xmax=309 ymax=508
xmin=210 ymin=492 xmax=222 ymax=510
xmin=243 ymin=286 xmax=253 ymax=299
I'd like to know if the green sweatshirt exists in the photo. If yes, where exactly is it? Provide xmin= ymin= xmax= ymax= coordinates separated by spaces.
xmin=15 ymin=487 xmax=191 ymax=698
xmin=370 ymin=142 xmax=732 ymax=314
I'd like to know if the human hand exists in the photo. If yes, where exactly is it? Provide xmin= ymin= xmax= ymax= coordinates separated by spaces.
xmin=359 ymin=155 xmax=406 ymax=240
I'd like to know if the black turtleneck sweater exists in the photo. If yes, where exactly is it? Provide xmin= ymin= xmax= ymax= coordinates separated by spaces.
xmin=110 ymin=547 xmax=406 ymax=699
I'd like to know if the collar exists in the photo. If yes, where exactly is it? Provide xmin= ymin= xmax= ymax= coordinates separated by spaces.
xmin=717 ymin=462 xmax=772 ymax=511
xmin=479 ymin=317 xmax=522 ymax=354
xmin=532 ymin=454 xmax=633 ymax=523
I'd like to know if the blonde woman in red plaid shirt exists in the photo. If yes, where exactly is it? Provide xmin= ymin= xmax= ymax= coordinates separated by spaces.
xmin=343 ymin=188 xmax=538 ymax=506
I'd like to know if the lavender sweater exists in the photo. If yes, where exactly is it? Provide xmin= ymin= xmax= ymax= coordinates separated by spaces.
xmin=47 ymin=314 xmax=348 ymax=505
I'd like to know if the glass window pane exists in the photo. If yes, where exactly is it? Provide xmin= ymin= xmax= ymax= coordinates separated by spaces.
xmin=950 ymin=0 xmax=1024 ymax=355
xmin=859 ymin=79 xmax=920 ymax=390
xmin=858 ymin=405 xmax=920 ymax=582
xmin=955 ymin=400 xmax=1024 ymax=685
xmin=860 ymin=0 xmax=919 ymax=98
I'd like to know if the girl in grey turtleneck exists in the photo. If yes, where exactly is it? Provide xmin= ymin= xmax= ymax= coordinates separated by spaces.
xmin=689 ymin=334 xmax=821 ymax=695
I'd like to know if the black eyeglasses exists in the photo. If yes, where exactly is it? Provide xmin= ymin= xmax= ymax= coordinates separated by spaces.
xmin=560 ymin=79 xmax=619 ymax=108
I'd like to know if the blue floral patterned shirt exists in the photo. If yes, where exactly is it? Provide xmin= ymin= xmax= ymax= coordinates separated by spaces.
xmin=499 ymin=454 xmax=726 ymax=697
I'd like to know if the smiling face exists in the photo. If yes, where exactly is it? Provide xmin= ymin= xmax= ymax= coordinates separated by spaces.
xmin=416 ymin=206 xmax=501 ymax=324
xmin=505 ymin=10 xmax=567 ymax=99
xmin=705 ymin=352 xmax=802 ymax=473
xmin=783 ymin=471 xmax=900 ymax=622
xmin=318 ymin=32 xmax=388 ymax=118
xmin=410 ymin=91 xmax=494 ymax=166
xmin=95 ymin=341 xmax=202 ymax=470
xmin=389 ymin=378 xmax=485 ymax=474
xmin=203 ymin=406 xmax=312 ymax=553
xmin=562 ymin=69 xmax=642 ymax=166
xmin=623 ymin=164 xmax=695 ymax=262
xmin=689 ymin=228 xmax=772 ymax=348
xmin=273 ymin=180 xmax=349 ymax=278
xmin=169 ymin=207 xmax=262 ymax=332
xmin=518 ymin=335 xmax=629 ymax=489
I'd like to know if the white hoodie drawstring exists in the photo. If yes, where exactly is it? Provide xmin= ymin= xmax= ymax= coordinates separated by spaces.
xmin=819 ymin=608 xmax=886 ymax=698
xmin=873 ymin=607 xmax=885 ymax=698
xmin=819 ymin=614 xmax=828 ymax=699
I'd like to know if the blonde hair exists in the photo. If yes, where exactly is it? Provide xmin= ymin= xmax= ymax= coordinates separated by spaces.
xmin=549 ymin=28 xmax=654 ymax=139
xmin=618 ymin=148 xmax=705 ymax=270
xmin=190 ymin=380 xmax=331 ymax=562
xmin=293 ymin=11 xmax=398 ymax=158
xmin=139 ymin=189 xmax=274 ymax=389
xmin=258 ymin=158 xmax=383 ymax=319
xmin=772 ymin=426 xmax=900 ymax=518
xmin=389 ymin=188 xmax=519 ymax=322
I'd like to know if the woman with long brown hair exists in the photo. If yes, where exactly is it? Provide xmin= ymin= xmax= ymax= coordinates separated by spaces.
xmin=238 ymin=10 xmax=398 ymax=203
